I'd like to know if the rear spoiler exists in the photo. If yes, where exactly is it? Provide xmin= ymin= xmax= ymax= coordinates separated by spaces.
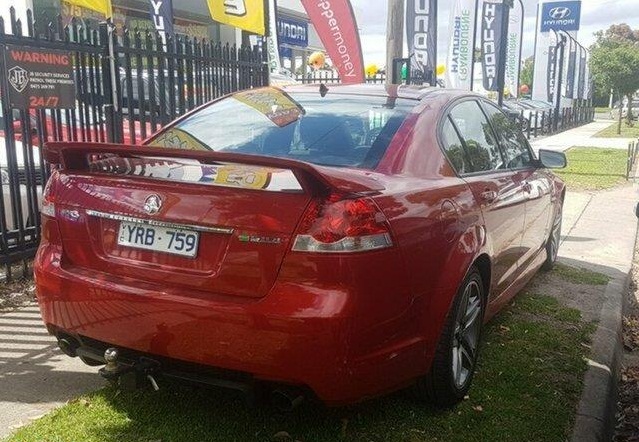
xmin=44 ymin=142 xmax=385 ymax=194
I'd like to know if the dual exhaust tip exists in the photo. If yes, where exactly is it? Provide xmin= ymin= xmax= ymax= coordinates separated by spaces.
xmin=56 ymin=338 xmax=305 ymax=411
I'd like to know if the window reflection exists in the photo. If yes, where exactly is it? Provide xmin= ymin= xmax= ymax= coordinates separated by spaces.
xmin=146 ymin=88 xmax=415 ymax=170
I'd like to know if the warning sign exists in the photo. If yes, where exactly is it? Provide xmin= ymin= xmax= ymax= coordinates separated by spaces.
xmin=3 ymin=45 xmax=75 ymax=109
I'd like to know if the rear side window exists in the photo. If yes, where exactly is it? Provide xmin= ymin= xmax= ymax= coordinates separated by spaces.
xmin=449 ymin=101 xmax=504 ymax=173
xmin=482 ymin=102 xmax=535 ymax=169
xmin=441 ymin=117 xmax=469 ymax=174
xmin=147 ymin=88 xmax=415 ymax=170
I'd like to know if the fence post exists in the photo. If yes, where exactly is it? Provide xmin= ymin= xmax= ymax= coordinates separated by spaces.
xmin=100 ymin=21 xmax=123 ymax=143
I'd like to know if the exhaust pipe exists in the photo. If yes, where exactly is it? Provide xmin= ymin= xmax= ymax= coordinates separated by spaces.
xmin=57 ymin=337 xmax=79 ymax=357
xmin=271 ymin=388 xmax=304 ymax=412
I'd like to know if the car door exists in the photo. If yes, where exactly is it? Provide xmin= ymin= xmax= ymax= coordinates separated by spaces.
xmin=445 ymin=99 xmax=527 ymax=297
xmin=480 ymin=100 xmax=553 ymax=272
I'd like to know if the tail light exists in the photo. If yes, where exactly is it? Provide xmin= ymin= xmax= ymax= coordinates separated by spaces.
xmin=292 ymin=193 xmax=393 ymax=253
xmin=40 ymin=176 xmax=62 ymax=244
xmin=41 ymin=175 xmax=56 ymax=218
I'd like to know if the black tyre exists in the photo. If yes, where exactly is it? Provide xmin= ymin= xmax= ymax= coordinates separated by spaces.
xmin=542 ymin=203 xmax=563 ymax=271
xmin=414 ymin=267 xmax=485 ymax=407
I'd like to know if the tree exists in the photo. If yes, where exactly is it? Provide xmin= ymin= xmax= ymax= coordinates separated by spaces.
xmin=590 ymin=24 xmax=639 ymax=133
xmin=520 ymin=57 xmax=534 ymax=91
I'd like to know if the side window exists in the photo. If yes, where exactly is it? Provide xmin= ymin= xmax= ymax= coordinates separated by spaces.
xmin=449 ymin=100 xmax=504 ymax=173
xmin=441 ymin=117 xmax=469 ymax=174
xmin=482 ymin=102 xmax=535 ymax=169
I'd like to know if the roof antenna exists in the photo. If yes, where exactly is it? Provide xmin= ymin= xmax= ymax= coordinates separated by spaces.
xmin=319 ymin=83 xmax=329 ymax=98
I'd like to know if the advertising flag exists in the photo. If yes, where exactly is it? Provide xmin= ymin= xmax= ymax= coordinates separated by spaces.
xmin=65 ymin=0 xmax=112 ymax=17
xmin=266 ymin=0 xmax=282 ymax=74
xmin=505 ymin=0 xmax=523 ymax=97
xmin=481 ymin=1 xmax=505 ymax=92
xmin=564 ymin=35 xmax=577 ymax=99
xmin=148 ymin=0 xmax=174 ymax=46
xmin=300 ymin=0 xmax=364 ymax=84
xmin=583 ymin=51 xmax=591 ymax=99
xmin=577 ymin=46 xmax=586 ymax=99
xmin=445 ymin=0 xmax=477 ymax=90
xmin=406 ymin=0 xmax=438 ymax=85
xmin=207 ymin=0 xmax=267 ymax=36
xmin=546 ymin=29 xmax=558 ymax=103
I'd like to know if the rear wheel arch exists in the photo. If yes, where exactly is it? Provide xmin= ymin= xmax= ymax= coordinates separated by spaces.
xmin=473 ymin=254 xmax=492 ymax=302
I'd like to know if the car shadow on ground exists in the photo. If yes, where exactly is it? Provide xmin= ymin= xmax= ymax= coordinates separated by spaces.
xmin=0 ymin=305 xmax=103 ymax=405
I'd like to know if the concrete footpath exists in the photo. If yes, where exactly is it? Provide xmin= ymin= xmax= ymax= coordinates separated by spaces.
xmin=0 ymin=305 xmax=102 ymax=439
xmin=531 ymin=119 xmax=636 ymax=152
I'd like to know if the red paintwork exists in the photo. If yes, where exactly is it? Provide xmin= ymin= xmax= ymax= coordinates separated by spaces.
xmin=34 ymin=85 xmax=565 ymax=405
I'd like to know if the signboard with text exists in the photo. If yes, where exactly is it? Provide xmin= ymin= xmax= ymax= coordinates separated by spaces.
xmin=3 ymin=45 xmax=75 ymax=109
xmin=277 ymin=17 xmax=308 ymax=48
xmin=540 ymin=1 xmax=581 ymax=33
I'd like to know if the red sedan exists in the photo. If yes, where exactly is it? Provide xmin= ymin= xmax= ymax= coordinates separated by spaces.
xmin=34 ymin=84 xmax=566 ymax=407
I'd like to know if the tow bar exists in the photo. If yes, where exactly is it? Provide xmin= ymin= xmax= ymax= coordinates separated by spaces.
xmin=98 ymin=348 xmax=161 ymax=391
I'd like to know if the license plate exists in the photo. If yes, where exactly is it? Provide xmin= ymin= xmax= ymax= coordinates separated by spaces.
xmin=117 ymin=221 xmax=199 ymax=258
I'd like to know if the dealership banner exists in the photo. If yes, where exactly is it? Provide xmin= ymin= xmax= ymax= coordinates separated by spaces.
xmin=481 ymin=1 xmax=505 ymax=92
xmin=3 ymin=45 xmax=75 ymax=109
xmin=545 ymin=29 xmax=559 ymax=103
xmin=300 ymin=0 xmax=364 ymax=84
xmin=148 ymin=0 xmax=173 ymax=46
xmin=406 ymin=0 xmax=437 ymax=84
xmin=583 ymin=51 xmax=591 ymax=99
xmin=445 ymin=0 xmax=477 ymax=90
xmin=505 ymin=0 xmax=524 ymax=97
xmin=64 ymin=0 xmax=112 ymax=18
xmin=564 ymin=36 xmax=577 ymax=99
xmin=207 ymin=0 xmax=266 ymax=35
xmin=266 ymin=0 xmax=282 ymax=74
xmin=278 ymin=17 xmax=309 ymax=47
xmin=540 ymin=1 xmax=582 ymax=33
xmin=578 ymin=46 xmax=586 ymax=99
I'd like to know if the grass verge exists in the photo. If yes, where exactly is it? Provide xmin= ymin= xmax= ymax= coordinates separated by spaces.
xmin=595 ymin=122 xmax=639 ymax=139
xmin=7 ymin=288 xmax=596 ymax=442
xmin=554 ymin=147 xmax=627 ymax=190
xmin=554 ymin=263 xmax=611 ymax=286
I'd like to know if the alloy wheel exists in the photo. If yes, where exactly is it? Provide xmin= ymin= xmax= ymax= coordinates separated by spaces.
xmin=550 ymin=207 xmax=563 ymax=263
xmin=451 ymin=280 xmax=482 ymax=389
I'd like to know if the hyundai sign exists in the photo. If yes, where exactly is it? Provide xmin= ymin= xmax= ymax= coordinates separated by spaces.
xmin=277 ymin=18 xmax=308 ymax=48
xmin=540 ymin=1 xmax=581 ymax=32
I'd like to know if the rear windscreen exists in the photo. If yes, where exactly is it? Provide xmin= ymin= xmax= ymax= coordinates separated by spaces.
xmin=147 ymin=88 xmax=416 ymax=169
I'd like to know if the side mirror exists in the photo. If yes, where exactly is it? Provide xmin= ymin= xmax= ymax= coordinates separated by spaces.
xmin=538 ymin=149 xmax=567 ymax=169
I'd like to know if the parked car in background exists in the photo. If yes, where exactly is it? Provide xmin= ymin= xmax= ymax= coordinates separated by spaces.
xmin=35 ymin=84 xmax=566 ymax=408
xmin=610 ymin=100 xmax=639 ymax=121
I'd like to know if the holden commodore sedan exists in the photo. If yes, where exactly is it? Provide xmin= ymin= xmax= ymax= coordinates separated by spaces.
xmin=35 ymin=84 xmax=566 ymax=408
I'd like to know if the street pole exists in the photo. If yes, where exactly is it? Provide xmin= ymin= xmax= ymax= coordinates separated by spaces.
xmin=386 ymin=0 xmax=404 ymax=85
xmin=497 ymin=0 xmax=512 ymax=107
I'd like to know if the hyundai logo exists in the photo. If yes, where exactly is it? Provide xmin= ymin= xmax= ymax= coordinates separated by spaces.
xmin=143 ymin=194 xmax=162 ymax=215
xmin=549 ymin=7 xmax=571 ymax=20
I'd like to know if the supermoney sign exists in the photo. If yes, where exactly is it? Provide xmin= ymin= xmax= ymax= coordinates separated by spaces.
xmin=540 ymin=1 xmax=581 ymax=33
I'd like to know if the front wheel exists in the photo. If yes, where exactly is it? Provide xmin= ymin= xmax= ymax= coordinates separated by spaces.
xmin=414 ymin=267 xmax=485 ymax=407
xmin=542 ymin=203 xmax=563 ymax=271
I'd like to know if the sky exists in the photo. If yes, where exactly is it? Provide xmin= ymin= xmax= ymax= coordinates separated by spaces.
xmin=348 ymin=0 xmax=639 ymax=67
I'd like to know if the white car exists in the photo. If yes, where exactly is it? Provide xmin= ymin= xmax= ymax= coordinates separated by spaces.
xmin=0 ymin=132 xmax=43 ymax=232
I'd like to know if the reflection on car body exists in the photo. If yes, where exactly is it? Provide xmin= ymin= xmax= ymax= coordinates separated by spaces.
xmin=35 ymin=84 xmax=566 ymax=408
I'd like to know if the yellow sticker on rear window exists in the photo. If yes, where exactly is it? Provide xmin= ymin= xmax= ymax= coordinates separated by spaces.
xmin=214 ymin=166 xmax=272 ymax=190
xmin=147 ymin=128 xmax=209 ymax=151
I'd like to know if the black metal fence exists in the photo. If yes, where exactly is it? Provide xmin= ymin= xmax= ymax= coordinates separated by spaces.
xmin=0 ymin=7 xmax=268 ymax=278
xmin=296 ymin=71 xmax=386 ymax=84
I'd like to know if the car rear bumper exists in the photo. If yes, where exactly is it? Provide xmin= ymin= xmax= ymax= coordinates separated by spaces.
xmin=34 ymin=244 xmax=427 ymax=405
